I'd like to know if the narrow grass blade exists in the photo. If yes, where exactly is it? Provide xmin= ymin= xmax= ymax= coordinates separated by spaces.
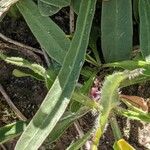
xmin=15 ymin=0 xmax=96 ymax=149
xmin=103 ymin=60 xmax=150 ymax=70
xmin=101 ymin=0 xmax=132 ymax=62
xmin=66 ymin=129 xmax=93 ymax=150
xmin=0 ymin=121 xmax=28 ymax=144
xmin=139 ymin=0 xmax=150 ymax=61
xmin=117 ymin=108 xmax=150 ymax=123
xmin=49 ymin=107 xmax=89 ymax=143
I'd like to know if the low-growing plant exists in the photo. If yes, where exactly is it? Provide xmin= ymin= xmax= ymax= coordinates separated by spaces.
xmin=0 ymin=0 xmax=150 ymax=150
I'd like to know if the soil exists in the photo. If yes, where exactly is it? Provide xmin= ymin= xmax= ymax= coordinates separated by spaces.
xmin=0 ymin=6 xmax=150 ymax=150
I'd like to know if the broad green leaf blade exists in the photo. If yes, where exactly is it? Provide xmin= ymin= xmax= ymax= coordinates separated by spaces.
xmin=15 ymin=0 xmax=96 ymax=149
xmin=101 ymin=0 xmax=132 ymax=62
xmin=66 ymin=129 xmax=93 ymax=150
xmin=71 ymin=0 xmax=81 ymax=14
xmin=0 ymin=121 xmax=28 ymax=144
xmin=0 ymin=0 xmax=19 ymax=20
xmin=38 ymin=0 xmax=60 ymax=16
xmin=40 ymin=0 xmax=70 ymax=7
xmin=17 ymin=0 xmax=70 ymax=64
xmin=139 ymin=0 xmax=150 ymax=61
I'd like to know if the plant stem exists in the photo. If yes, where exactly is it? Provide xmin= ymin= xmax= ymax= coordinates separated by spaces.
xmin=110 ymin=114 xmax=122 ymax=141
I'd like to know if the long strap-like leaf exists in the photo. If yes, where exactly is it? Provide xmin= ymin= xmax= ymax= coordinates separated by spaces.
xmin=139 ymin=0 xmax=150 ymax=61
xmin=101 ymin=0 xmax=132 ymax=62
xmin=15 ymin=0 xmax=96 ymax=149
xmin=17 ymin=0 xmax=70 ymax=64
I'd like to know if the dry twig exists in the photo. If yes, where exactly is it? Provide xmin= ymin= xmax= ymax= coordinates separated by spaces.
xmin=41 ymin=47 xmax=51 ymax=67
xmin=0 ymin=144 xmax=7 ymax=150
xmin=0 ymin=84 xmax=27 ymax=121
xmin=0 ymin=33 xmax=43 ymax=55
xmin=69 ymin=6 xmax=75 ymax=34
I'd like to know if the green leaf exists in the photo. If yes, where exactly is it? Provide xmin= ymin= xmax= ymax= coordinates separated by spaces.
xmin=38 ymin=0 xmax=60 ymax=16
xmin=38 ymin=0 xmax=71 ymax=16
xmin=103 ymin=60 xmax=150 ymax=77
xmin=80 ymin=71 xmax=97 ymax=94
xmin=72 ymin=92 xmax=100 ymax=110
xmin=92 ymin=72 xmax=129 ymax=148
xmin=49 ymin=107 xmax=89 ymax=143
xmin=0 ymin=53 xmax=48 ymax=80
xmin=0 ymin=53 xmax=56 ymax=89
xmin=40 ymin=0 xmax=70 ymax=7
xmin=71 ymin=0 xmax=81 ymax=14
xmin=92 ymin=69 xmax=143 ymax=148
xmin=89 ymin=26 xmax=101 ymax=65
xmin=12 ymin=69 xmax=44 ymax=81
xmin=0 ymin=108 xmax=88 ymax=144
xmin=70 ymin=71 xmax=98 ymax=113
xmin=80 ymin=66 xmax=96 ymax=79
xmin=110 ymin=116 xmax=122 ymax=141
xmin=104 ymin=60 xmax=150 ymax=87
xmin=103 ymin=60 xmax=150 ymax=70
xmin=15 ymin=0 xmax=96 ymax=149
xmin=100 ymin=72 xmax=129 ymax=131
xmin=66 ymin=129 xmax=93 ymax=150
xmin=139 ymin=0 xmax=150 ymax=61
xmin=86 ymin=54 xmax=100 ymax=67
xmin=101 ymin=0 xmax=132 ymax=62
xmin=0 ymin=121 xmax=28 ymax=144
xmin=0 ymin=0 xmax=19 ymax=20
xmin=117 ymin=108 xmax=150 ymax=123
xmin=17 ymin=0 xmax=70 ymax=64
xmin=120 ymin=75 xmax=150 ymax=88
